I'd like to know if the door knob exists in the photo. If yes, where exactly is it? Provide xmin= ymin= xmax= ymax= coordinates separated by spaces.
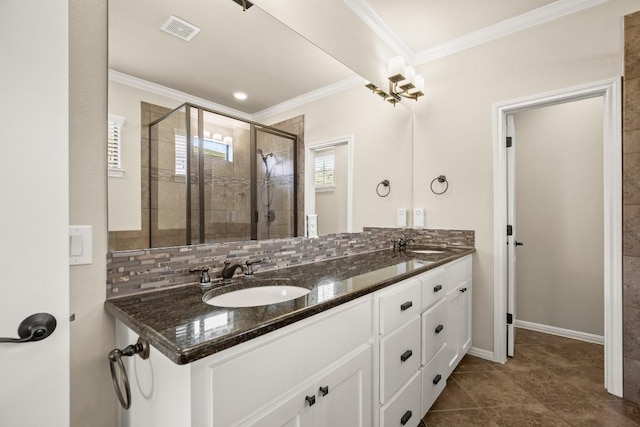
xmin=0 ymin=313 xmax=57 ymax=343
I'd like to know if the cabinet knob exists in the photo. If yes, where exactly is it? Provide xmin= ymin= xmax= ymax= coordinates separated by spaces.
xmin=319 ymin=386 xmax=329 ymax=396
xmin=460 ymin=287 xmax=467 ymax=293
xmin=400 ymin=349 xmax=413 ymax=362
xmin=400 ymin=410 xmax=412 ymax=425
xmin=433 ymin=374 xmax=442 ymax=385
xmin=433 ymin=284 xmax=442 ymax=292
xmin=435 ymin=324 xmax=444 ymax=334
xmin=400 ymin=301 xmax=413 ymax=311
xmin=305 ymin=395 xmax=316 ymax=406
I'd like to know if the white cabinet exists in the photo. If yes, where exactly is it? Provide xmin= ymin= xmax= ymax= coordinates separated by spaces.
xmin=245 ymin=344 xmax=372 ymax=427
xmin=444 ymin=256 xmax=472 ymax=375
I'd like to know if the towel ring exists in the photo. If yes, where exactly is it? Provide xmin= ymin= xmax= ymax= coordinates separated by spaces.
xmin=430 ymin=175 xmax=449 ymax=195
xmin=376 ymin=179 xmax=391 ymax=197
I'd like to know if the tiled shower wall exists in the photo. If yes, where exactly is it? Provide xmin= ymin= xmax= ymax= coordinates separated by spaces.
xmin=624 ymin=11 xmax=640 ymax=403
xmin=106 ymin=227 xmax=474 ymax=298
xmin=108 ymin=102 xmax=305 ymax=250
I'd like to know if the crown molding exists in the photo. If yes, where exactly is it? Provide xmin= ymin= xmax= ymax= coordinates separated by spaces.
xmin=252 ymin=76 xmax=363 ymax=121
xmin=414 ymin=0 xmax=607 ymax=64
xmin=108 ymin=69 xmax=252 ymax=121
xmin=341 ymin=0 xmax=414 ymax=63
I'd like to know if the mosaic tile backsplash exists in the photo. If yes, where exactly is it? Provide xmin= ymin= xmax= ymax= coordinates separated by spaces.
xmin=106 ymin=227 xmax=474 ymax=298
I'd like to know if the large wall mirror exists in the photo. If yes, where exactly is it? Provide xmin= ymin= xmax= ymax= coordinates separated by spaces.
xmin=108 ymin=0 xmax=414 ymax=251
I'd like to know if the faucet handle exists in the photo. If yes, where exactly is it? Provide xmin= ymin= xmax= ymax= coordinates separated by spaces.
xmin=189 ymin=267 xmax=211 ymax=284
xmin=245 ymin=259 xmax=262 ymax=276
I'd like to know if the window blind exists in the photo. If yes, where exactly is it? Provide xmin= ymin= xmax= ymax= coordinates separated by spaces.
xmin=107 ymin=114 xmax=125 ymax=177
xmin=315 ymin=151 xmax=335 ymax=187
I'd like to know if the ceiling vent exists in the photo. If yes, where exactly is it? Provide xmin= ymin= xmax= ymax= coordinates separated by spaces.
xmin=160 ymin=16 xmax=201 ymax=42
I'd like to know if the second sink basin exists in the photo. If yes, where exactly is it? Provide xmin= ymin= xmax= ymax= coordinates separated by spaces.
xmin=204 ymin=285 xmax=311 ymax=308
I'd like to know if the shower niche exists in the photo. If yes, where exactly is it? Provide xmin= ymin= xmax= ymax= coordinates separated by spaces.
xmin=149 ymin=103 xmax=298 ymax=248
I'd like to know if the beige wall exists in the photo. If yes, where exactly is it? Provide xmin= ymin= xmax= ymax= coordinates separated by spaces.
xmin=514 ymin=98 xmax=604 ymax=335
xmin=264 ymin=88 xmax=414 ymax=231
xmin=69 ymin=0 xmax=116 ymax=426
xmin=316 ymin=143 xmax=349 ymax=235
xmin=411 ymin=0 xmax=637 ymax=352
xmin=108 ymin=81 xmax=182 ymax=231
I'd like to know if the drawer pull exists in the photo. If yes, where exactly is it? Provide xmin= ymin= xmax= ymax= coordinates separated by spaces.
xmin=433 ymin=374 xmax=442 ymax=385
xmin=400 ymin=410 xmax=412 ymax=425
xmin=305 ymin=395 xmax=316 ymax=406
xmin=435 ymin=324 xmax=444 ymax=334
xmin=400 ymin=301 xmax=413 ymax=311
xmin=319 ymin=386 xmax=329 ymax=396
xmin=433 ymin=284 xmax=443 ymax=292
xmin=400 ymin=349 xmax=413 ymax=362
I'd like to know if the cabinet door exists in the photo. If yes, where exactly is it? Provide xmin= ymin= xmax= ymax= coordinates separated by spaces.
xmin=314 ymin=345 xmax=372 ymax=427
xmin=243 ymin=382 xmax=315 ymax=427
xmin=445 ymin=280 xmax=472 ymax=374
xmin=459 ymin=279 xmax=472 ymax=355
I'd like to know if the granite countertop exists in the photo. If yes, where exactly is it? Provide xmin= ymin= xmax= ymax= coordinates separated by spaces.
xmin=105 ymin=246 xmax=474 ymax=365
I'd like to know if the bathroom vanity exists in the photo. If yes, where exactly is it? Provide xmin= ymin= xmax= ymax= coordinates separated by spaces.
xmin=106 ymin=248 xmax=473 ymax=427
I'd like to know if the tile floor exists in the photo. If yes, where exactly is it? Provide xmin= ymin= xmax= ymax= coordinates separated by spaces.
xmin=421 ymin=328 xmax=640 ymax=426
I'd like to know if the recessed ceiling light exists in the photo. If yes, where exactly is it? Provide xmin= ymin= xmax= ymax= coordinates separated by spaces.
xmin=233 ymin=91 xmax=248 ymax=101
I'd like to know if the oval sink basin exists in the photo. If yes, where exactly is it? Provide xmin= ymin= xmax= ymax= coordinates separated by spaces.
xmin=410 ymin=249 xmax=445 ymax=254
xmin=204 ymin=286 xmax=311 ymax=308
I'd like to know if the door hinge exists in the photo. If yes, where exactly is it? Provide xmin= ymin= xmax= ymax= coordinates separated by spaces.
xmin=507 ymin=313 xmax=513 ymax=325
xmin=507 ymin=225 xmax=513 ymax=236
xmin=506 ymin=136 xmax=512 ymax=148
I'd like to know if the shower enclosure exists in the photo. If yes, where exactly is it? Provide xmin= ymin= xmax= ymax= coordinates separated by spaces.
xmin=148 ymin=103 xmax=297 ymax=248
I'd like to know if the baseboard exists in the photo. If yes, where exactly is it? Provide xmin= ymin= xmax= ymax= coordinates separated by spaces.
xmin=515 ymin=319 xmax=604 ymax=345
xmin=467 ymin=346 xmax=495 ymax=361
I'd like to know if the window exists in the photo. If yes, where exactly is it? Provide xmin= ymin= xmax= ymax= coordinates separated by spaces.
xmin=174 ymin=132 xmax=233 ymax=176
xmin=175 ymin=133 xmax=187 ymax=176
xmin=315 ymin=151 xmax=335 ymax=190
xmin=107 ymin=115 xmax=125 ymax=177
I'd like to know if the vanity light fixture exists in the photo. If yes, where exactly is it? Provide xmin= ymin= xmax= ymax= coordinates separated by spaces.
xmin=365 ymin=56 xmax=425 ymax=106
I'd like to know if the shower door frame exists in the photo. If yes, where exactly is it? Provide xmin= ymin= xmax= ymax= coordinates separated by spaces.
xmin=148 ymin=102 xmax=299 ymax=246
xmin=252 ymin=124 xmax=299 ymax=240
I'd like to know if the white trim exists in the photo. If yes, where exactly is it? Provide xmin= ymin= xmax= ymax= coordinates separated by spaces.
xmin=340 ymin=0 xmax=414 ymax=62
xmin=515 ymin=320 xmax=604 ymax=345
xmin=305 ymin=135 xmax=354 ymax=234
xmin=108 ymin=69 xmax=252 ymax=121
xmin=252 ymin=76 xmax=363 ymax=121
xmin=414 ymin=0 xmax=606 ymax=64
xmin=467 ymin=347 xmax=495 ymax=362
xmin=492 ymin=78 xmax=622 ymax=396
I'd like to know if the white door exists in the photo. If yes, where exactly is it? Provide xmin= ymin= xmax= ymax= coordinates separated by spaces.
xmin=0 ymin=1 xmax=70 ymax=426
xmin=506 ymin=115 xmax=517 ymax=357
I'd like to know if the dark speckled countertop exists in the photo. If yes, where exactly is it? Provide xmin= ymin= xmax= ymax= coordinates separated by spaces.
xmin=105 ymin=247 xmax=474 ymax=365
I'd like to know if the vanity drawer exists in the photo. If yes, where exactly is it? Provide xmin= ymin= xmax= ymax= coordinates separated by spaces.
xmin=380 ymin=370 xmax=422 ymax=427
xmin=421 ymin=346 xmax=448 ymax=415
xmin=421 ymin=297 xmax=448 ymax=366
xmin=380 ymin=315 xmax=421 ymax=403
xmin=446 ymin=255 xmax=472 ymax=292
xmin=420 ymin=268 xmax=447 ymax=311
xmin=379 ymin=278 xmax=421 ymax=334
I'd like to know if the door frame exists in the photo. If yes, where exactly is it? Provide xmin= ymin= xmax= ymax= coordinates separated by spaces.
xmin=305 ymin=135 xmax=354 ymax=234
xmin=492 ymin=78 xmax=622 ymax=396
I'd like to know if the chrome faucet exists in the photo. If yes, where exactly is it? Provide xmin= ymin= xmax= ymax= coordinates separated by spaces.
xmin=221 ymin=261 xmax=244 ymax=281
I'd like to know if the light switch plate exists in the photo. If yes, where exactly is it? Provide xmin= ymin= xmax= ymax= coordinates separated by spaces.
xmin=69 ymin=226 xmax=92 ymax=266
xmin=397 ymin=208 xmax=407 ymax=227
xmin=414 ymin=208 xmax=425 ymax=228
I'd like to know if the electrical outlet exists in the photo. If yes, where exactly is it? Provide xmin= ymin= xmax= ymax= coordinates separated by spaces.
xmin=397 ymin=208 xmax=407 ymax=227
xmin=414 ymin=208 xmax=425 ymax=228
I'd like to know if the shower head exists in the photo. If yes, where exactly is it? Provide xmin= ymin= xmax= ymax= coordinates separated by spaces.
xmin=257 ymin=149 xmax=274 ymax=165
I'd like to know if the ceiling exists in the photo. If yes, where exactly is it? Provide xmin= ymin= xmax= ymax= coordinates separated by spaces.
xmin=109 ymin=0 xmax=565 ymax=115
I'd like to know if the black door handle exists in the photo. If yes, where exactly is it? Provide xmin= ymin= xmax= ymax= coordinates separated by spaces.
xmin=0 ymin=313 xmax=57 ymax=343
xmin=515 ymin=241 xmax=524 ymax=246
